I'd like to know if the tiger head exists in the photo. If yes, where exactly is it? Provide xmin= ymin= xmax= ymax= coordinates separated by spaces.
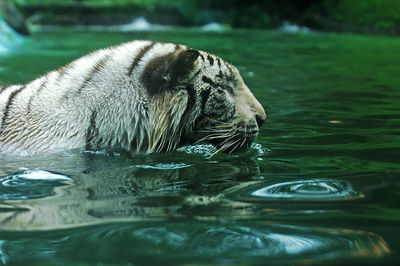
xmin=141 ymin=47 xmax=266 ymax=153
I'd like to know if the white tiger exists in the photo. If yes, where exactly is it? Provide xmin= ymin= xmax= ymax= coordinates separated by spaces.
xmin=0 ymin=40 xmax=266 ymax=156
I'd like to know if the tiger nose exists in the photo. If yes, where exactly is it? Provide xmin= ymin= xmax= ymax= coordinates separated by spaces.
xmin=255 ymin=113 xmax=266 ymax=128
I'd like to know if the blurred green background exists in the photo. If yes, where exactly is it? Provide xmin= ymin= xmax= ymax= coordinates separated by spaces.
xmin=2 ymin=0 xmax=400 ymax=34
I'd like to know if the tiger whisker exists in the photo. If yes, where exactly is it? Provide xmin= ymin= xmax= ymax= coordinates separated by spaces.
xmin=228 ymin=138 xmax=243 ymax=155
xmin=208 ymin=134 xmax=237 ymax=157
xmin=215 ymin=133 xmax=240 ymax=153
xmin=194 ymin=133 xmax=231 ymax=144
xmin=201 ymin=116 xmax=236 ymax=128
xmin=194 ymin=115 xmax=254 ymax=157
xmin=194 ymin=128 xmax=231 ymax=133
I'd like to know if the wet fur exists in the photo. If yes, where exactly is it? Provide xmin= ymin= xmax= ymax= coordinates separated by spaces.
xmin=0 ymin=40 xmax=266 ymax=156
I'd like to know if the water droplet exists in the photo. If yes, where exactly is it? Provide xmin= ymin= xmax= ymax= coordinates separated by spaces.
xmin=251 ymin=143 xmax=270 ymax=156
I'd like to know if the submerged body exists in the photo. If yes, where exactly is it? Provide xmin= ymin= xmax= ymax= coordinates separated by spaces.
xmin=0 ymin=40 xmax=266 ymax=156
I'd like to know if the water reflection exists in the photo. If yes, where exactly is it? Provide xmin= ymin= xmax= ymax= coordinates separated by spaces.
xmin=0 ymin=222 xmax=390 ymax=264
xmin=0 ymin=148 xmax=261 ymax=230
xmin=0 ymin=139 xmax=394 ymax=264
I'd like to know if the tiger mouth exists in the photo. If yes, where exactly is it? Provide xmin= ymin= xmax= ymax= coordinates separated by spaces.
xmin=192 ymin=118 xmax=259 ymax=153
xmin=209 ymin=134 xmax=256 ymax=153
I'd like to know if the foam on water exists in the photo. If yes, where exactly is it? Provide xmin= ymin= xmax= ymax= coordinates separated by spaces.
xmin=0 ymin=170 xmax=73 ymax=200
xmin=136 ymin=163 xmax=191 ymax=170
xmin=0 ymin=18 xmax=25 ymax=53
xmin=118 ymin=17 xmax=169 ymax=31
xmin=178 ymin=144 xmax=216 ymax=157
xmin=14 ymin=170 xmax=72 ymax=181
xmin=279 ymin=21 xmax=312 ymax=34
xmin=200 ymin=22 xmax=224 ymax=32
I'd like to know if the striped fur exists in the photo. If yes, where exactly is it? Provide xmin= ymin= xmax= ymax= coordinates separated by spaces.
xmin=0 ymin=40 xmax=266 ymax=156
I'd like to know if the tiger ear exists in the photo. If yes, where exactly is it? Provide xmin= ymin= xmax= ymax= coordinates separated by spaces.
xmin=141 ymin=48 xmax=200 ymax=95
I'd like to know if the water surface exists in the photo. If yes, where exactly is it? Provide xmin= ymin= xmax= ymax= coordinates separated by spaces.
xmin=0 ymin=28 xmax=399 ymax=264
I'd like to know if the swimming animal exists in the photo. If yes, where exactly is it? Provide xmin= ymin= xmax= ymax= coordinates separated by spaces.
xmin=0 ymin=40 xmax=266 ymax=156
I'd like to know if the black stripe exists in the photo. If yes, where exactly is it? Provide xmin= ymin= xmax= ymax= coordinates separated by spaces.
xmin=179 ymin=84 xmax=198 ymax=135
xmin=199 ymin=54 xmax=205 ymax=62
xmin=193 ymin=87 xmax=212 ymax=129
xmin=36 ymin=76 xmax=49 ymax=95
xmin=192 ymin=87 xmax=212 ymax=129
xmin=207 ymin=55 xmax=214 ymax=66
xmin=85 ymin=111 xmax=98 ymax=150
xmin=77 ymin=55 xmax=110 ymax=95
xmin=27 ymin=76 xmax=49 ymax=113
xmin=216 ymin=70 xmax=224 ymax=79
xmin=200 ymin=88 xmax=212 ymax=113
xmin=182 ymin=84 xmax=196 ymax=115
xmin=217 ymin=58 xmax=221 ymax=67
xmin=0 ymin=85 xmax=11 ymax=95
xmin=127 ymin=42 xmax=156 ymax=76
xmin=227 ymin=65 xmax=234 ymax=76
xmin=1 ymin=85 xmax=27 ymax=131
xmin=187 ymin=69 xmax=201 ymax=83
xmin=202 ymin=76 xmax=217 ymax=87
xmin=213 ymin=103 xmax=227 ymax=110
xmin=56 ymin=65 xmax=69 ymax=82
xmin=213 ymin=96 xmax=227 ymax=104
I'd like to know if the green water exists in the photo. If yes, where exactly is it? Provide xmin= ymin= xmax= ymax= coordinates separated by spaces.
xmin=1 ymin=28 xmax=400 ymax=265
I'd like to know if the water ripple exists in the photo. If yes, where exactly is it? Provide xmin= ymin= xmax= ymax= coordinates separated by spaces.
xmin=190 ymin=225 xmax=386 ymax=258
xmin=0 ymin=170 xmax=73 ymax=200
xmin=228 ymin=179 xmax=364 ymax=201
xmin=0 ymin=223 xmax=390 ymax=264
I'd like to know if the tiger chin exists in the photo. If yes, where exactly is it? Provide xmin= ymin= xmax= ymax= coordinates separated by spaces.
xmin=0 ymin=40 xmax=266 ymax=156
